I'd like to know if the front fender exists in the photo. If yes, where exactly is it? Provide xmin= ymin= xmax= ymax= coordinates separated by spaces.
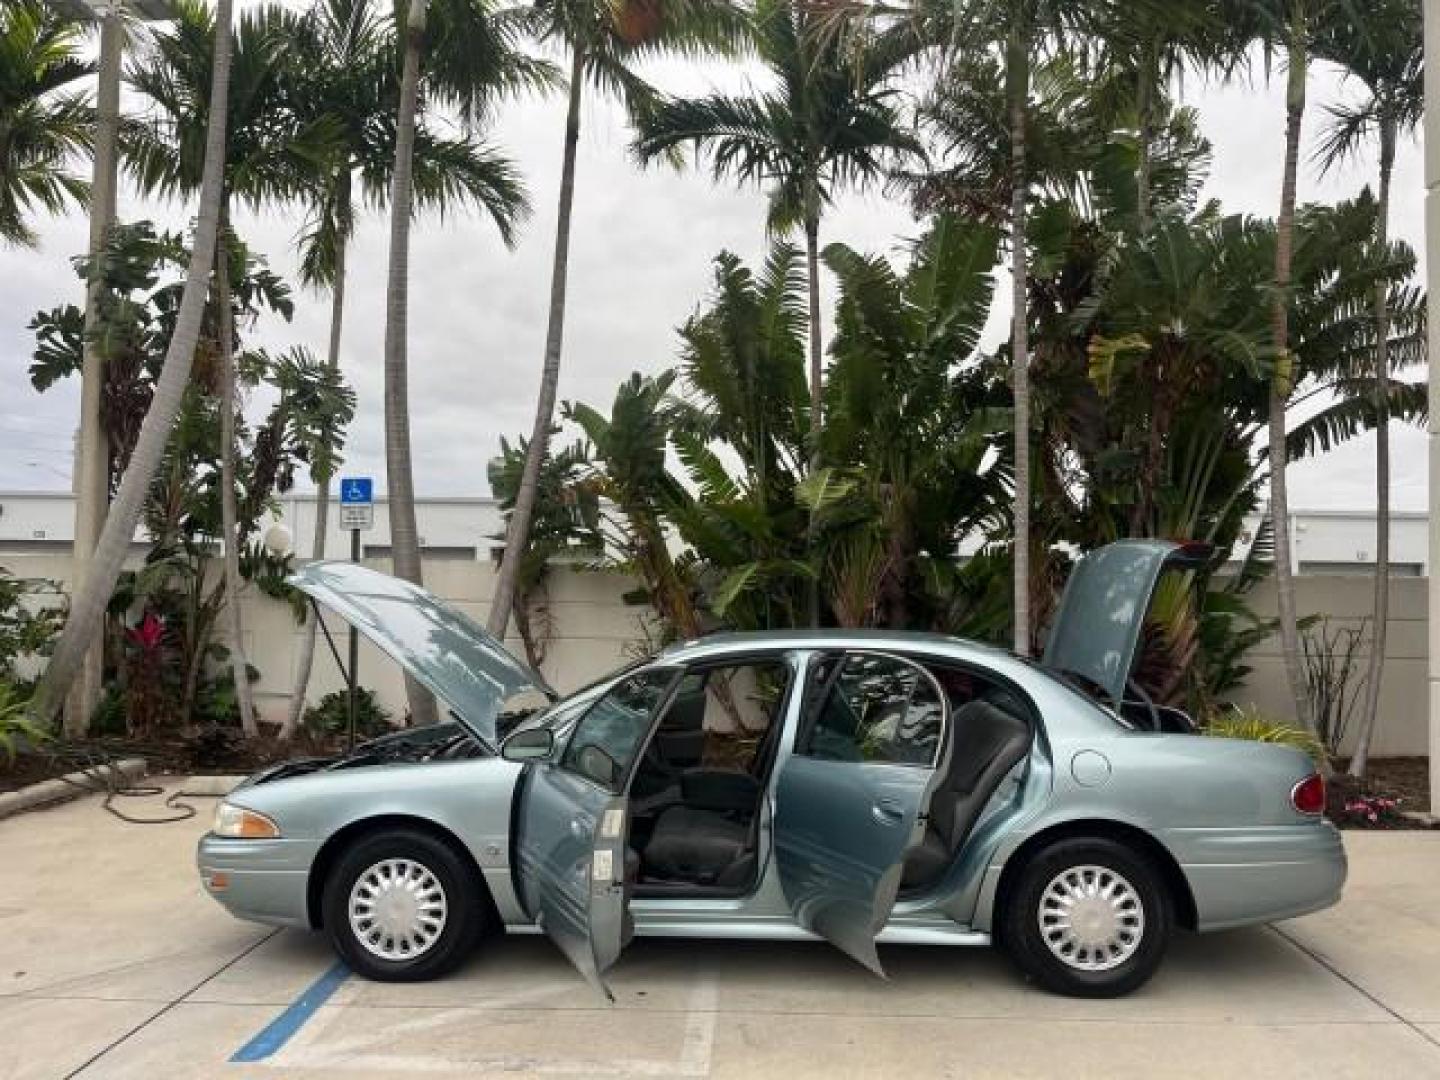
xmin=221 ymin=757 xmax=524 ymax=913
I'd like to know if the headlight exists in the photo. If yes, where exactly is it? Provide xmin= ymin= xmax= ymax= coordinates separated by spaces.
xmin=212 ymin=802 xmax=281 ymax=839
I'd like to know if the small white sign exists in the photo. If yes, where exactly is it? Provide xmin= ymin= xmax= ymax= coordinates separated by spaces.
xmin=592 ymin=849 xmax=614 ymax=882
xmin=339 ymin=504 xmax=374 ymax=531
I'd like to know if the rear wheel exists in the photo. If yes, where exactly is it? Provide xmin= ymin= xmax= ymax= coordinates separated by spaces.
xmin=322 ymin=828 xmax=485 ymax=981
xmin=1000 ymin=836 xmax=1172 ymax=997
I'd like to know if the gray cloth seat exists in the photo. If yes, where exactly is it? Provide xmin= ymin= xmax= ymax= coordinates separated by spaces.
xmin=902 ymin=699 xmax=1031 ymax=889
xmin=643 ymin=805 xmax=750 ymax=884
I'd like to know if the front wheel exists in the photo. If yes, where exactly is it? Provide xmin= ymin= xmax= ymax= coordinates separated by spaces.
xmin=321 ymin=828 xmax=485 ymax=982
xmin=1000 ymin=837 xmax=1172 ymax=998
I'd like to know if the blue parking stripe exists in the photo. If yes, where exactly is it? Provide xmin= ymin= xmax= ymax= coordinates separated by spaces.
xmin=230 ymin=961 xmax=350 ymax=1063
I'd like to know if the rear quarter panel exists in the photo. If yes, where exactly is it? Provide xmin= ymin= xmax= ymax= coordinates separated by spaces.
xmin=971 ymin=731 xmax=1346 ymax=932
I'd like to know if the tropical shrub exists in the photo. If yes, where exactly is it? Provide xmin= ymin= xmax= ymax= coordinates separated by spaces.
xmin=1332 ymin=789 xmax=1406 ymax=829
xmin=1202 ymin=706 xmax=1327 ymax=766
xmin=0 ymin=681 xmax=48 ymax=762
xmin=31 ymin=222 xmax=354 ymax=734
xmin=1301 ymin=617 xmax=1370 ymax=757
xmin=303 ymin=688 xmax=391 ymax=742
xmin=0 ymin=567 xmax=62 ymax=682
xmin=489 ymin=431 xmax=601 ymax=669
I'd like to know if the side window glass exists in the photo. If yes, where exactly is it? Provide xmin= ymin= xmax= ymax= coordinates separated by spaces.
xmin=800 ymin=654 xmax=944 ymax=766
xmin=562 ymin=668 xmax=675 ymax=791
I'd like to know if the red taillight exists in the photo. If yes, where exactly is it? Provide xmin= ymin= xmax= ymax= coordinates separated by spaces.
xmin=1292 ymin=773 xmax=1325 ymax=815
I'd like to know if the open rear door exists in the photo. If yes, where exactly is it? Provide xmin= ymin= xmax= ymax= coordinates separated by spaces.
xmin=773 ymin=652 xmax=948 ymax=975
xmin=512 ymin=667 xmax=677 ymax=998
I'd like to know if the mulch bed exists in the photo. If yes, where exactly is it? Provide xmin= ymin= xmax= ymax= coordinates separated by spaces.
xmin=1327 ymin=756 xmax=1433 ymax=829
xmin=1355 ymin=757 xmax=1432 ymax=816
xmin=1 ymin=726 xmax=340 ymax=795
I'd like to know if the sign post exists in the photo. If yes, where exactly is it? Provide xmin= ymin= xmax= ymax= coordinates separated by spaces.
xmin=338 ymin=478 xmax=374 ymax=750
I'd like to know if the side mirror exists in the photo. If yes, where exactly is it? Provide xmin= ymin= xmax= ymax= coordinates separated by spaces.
xmin=501 ymin=727 xmax=554 ymax=762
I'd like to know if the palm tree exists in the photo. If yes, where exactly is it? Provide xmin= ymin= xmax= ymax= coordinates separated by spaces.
xmin=29 ymin=0 xmax=235 ymax=731
xmin=1244 ymin=0 xmax=1369 ymax=737
xmin=0 ymin=0 xmax=91 ymax=246
xmin=633 ymin=0 xmax=917 ymax=456
xmin=890 ymin=0 xmax=1098 ymax=653
xmin=1087 ymin=1 xmax=1238 ymax=229
xmin=484 ymin=0 xmax=747 ymax=643
xmin=384 ymin=0 xmax=541 ymax=723
xmin=127 ymin=1 xmax=327 ymax=735
xmin=1312 ymin=0 xmax=1424 ymax=776
xmin=282 ymin=0 xmax=536 ymax=736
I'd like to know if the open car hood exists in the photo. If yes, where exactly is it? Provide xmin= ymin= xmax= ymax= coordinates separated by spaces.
xmin=1042 ymin=539 xmax=1211 ymax=706
xmin=288 ymin=561 xmax=554 ymax=748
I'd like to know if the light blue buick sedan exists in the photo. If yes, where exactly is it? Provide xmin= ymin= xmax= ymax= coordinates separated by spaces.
xmin=197 ymin=540 xmax=1345 ymax=998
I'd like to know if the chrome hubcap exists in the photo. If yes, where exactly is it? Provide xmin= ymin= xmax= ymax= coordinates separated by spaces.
xmin=348 ymin=858 xmax=448 ymax=962
xmin=1038 ymin=864 xmax=1144 ymax=972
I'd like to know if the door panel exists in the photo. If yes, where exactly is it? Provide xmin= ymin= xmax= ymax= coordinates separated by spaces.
xmin=513 ymin=765 xmax=630 ymax=999
xmin=774 ymin=652 xmax=948 ymax=975
xmin=512 ymin=667 xmax=677 ymax=996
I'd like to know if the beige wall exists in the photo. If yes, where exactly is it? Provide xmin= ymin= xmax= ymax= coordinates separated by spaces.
xmin=3 ymin=553 xmax=1430 ymax=755
xmin=1229 ymin=576 xmax=1425 ymax=757
xmin=3 ymin=553 xmax=650 ymax=729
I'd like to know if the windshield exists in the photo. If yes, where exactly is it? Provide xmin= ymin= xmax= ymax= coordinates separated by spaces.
xmin=504 ymin=655 xmax=654 ymax=739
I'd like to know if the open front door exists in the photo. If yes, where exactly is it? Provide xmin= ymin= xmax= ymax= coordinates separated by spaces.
xmin=512 ymin=667 xmax=677 ymax=998
xmin=773 ymin=652 xmax=948 ymax=975
xmin=513 ymin=766 xmax=630 ymax=998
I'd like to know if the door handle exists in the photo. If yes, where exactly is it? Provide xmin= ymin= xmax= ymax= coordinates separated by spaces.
xmin=871 ymin=798 xmax=904 ymax=824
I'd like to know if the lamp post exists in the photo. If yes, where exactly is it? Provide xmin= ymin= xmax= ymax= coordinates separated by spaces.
xmin=45 ymin=0 xmax=171 ymax=737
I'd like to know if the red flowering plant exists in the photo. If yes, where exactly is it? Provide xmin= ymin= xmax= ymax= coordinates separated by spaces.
xmin=122 ymin=611 xmax=178 ymax=735
xmin=1336 ymin=791 xmax=1406 ymax=829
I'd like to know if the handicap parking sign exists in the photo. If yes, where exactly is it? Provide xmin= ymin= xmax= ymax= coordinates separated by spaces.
xmin=340 ymin=477 xmax=373 ymax=505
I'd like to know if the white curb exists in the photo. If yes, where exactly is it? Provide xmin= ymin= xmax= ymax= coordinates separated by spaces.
xmin=0 ymin=757 xmax=148 ymax=820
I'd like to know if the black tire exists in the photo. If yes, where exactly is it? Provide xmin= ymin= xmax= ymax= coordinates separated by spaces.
xmin=321 ymin=828 xmax=486 ymax=982
xmin=1000 ymin=836 xmax=1172 ymax=998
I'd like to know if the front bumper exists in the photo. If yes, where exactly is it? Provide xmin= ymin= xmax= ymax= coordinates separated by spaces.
xmin=196 ymin=834 xmax=321 ymax=929
xmin=1165 ymin=821 xmax=1348 ymax=931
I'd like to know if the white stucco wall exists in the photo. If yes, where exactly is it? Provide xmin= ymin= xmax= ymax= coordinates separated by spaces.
xmin=2 ymin=551 xmax=1432 ymax=754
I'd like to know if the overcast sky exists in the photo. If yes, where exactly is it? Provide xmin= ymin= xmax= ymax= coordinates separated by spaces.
xmin=0 ymin=50 xmax=1428 ymax=512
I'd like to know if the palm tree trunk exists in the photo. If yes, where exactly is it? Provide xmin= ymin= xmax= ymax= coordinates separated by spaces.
xmin=1007 ymin=29 xmax=1032 ymax=656
xmin=65 ymin=8 xmax=124 ymax=737
xmin=1135 ymin=44 xmax=1155 ymax=232
xmin=804 ymin=198 xmax=823 ymax=445
xmin=1350 ymin=122 xmax=1396 ymax=778
xmin=283 ymin=172 xmax=350 ymax=740
xmin=486 ymin=43 xmax=586 ymax=642
xmin=1267 ymin=11 xmax=1314 ymax=737
xmin=802 ymin=188 xmax=824 ymax=627
xmin=27 ymin=0 xmax=236 ymax=730
xmin=384 ymin=0 xmax=437 ymax=725
xmin=216 ymin=211 xmax=257 ymax=736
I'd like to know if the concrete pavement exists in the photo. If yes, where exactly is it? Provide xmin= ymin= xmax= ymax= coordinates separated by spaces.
xmin=2 ymin=784 xmax=1439 ymax=1079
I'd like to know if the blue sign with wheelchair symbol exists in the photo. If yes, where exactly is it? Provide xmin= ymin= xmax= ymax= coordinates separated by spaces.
xmin=340 ymin=477 xmax=373 ymax=505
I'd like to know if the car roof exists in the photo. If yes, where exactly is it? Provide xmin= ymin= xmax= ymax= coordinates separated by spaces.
xmin=655 ymin=628 xmax=1015 ymax=668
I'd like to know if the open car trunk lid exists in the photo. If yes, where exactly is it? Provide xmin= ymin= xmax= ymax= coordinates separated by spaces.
xmin=288 ymin=561 xmax=554 ymax=749
xmin=1042 ymin=539 xmax=1212 ymax=706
